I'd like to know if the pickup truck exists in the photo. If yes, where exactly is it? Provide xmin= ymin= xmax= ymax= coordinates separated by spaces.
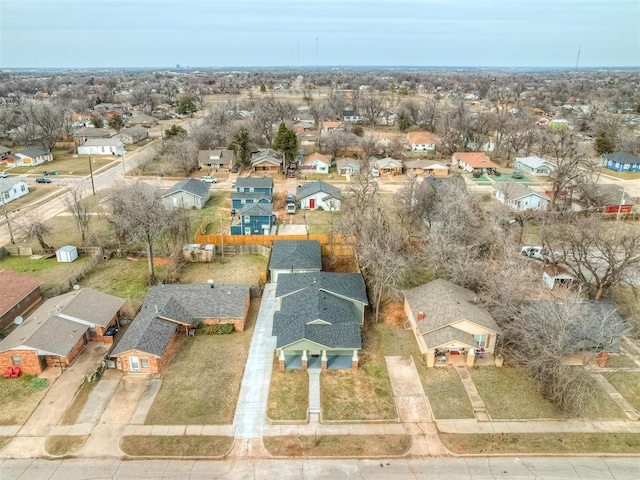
xmin=201 ymin=176 xmax=218 ymax=183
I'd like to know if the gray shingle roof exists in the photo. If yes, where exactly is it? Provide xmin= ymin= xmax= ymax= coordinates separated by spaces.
xmin=163 ymin=178 xmax=210 ymax=199
xmin=111 ymin=284 xmax=250 ymax=357
xmin=403 ymin=279 xmax=500 ymax=335
xmin=18 ymin=147 xmax=47 ymax=157
xmin=235 ymin=177 xmax=274 ymax=190
xmin=82 ymin=138 xmax=124 ymax=147
xmin=603 ymin=151 xmax=640 ymax=165
xmin=494 ymin=182 xmax=549 ymax=201
xmin=579 ymin=183 xmax=632 ymax=206
xmin=231 ymin=192 xmax=271 ymax=202
xmin=269 ymin=240 xmax=322 ymax=271
xmin=296 ymin=181 xmax=342 ymax=201
xmin=275 ymin=272 xmax=368 ymax=305
xmin=241 ymin=202 xmax=273 ymax=216
xmin=0 ymin=178 xmax=28 ymax=194
xmin=58 ymin=288 xmax=126 ymax=327
xmin=273 ymin=286 xmax=362 ymax=349
xmin=423 ymin=326 xmax=477 ymax=350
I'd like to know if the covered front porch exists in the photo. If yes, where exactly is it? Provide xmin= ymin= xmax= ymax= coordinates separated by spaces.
xmin=432 ymin=348 xmax=497 ymax=367
xmin=278 ymin=348 xmax=358 ymax=371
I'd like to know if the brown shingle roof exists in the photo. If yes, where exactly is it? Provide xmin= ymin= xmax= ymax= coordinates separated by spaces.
xmin=454 ymin=152 xmax=497 ymax=169
xmin=0 ymin=270 xmax=41 ymax=318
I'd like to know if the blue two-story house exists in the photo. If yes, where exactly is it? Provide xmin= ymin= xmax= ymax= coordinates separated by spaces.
xmin=603 ymin=152 xmax=640 ymax=172
xmin=231 ymin=192 xmax=272 ymax=210
xmin=231 ymin=202 xmax=275 ymax=236
xmin=235 ymin=177 xmax=274 ymax=196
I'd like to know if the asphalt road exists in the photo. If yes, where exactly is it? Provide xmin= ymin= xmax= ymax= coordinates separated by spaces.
xmin=1 ymin=457 xmax=639 ymax=479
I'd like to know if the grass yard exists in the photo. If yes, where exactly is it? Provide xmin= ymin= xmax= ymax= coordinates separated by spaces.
xmin=9 ymin=150 xmax=114 ymax=176
xmin=598 ymin=167 xmax=640 ymax=180
xmin=263 ymin=435 xmax=411 ymax=457
xmin=603 ymin=372 xmax=640 ymax=411
xmin=305 ymin=209 xmax=339 ymax=235
xmin=0 ymin=437 xmax=12 ymax=450
xmin=191 ymin=190 xmax=230 ymax=238
xmin=469 ymin=367 xmax=561 ymax=419
xmin=611 ymin=287 xmax=640 ymax=337
xmin=422 ymin=368 xmax=474 ymax=419
xmin=44 ymin=436 xmax=87 ymax=456
xmin=579 ymin=377 xmax=627 ymax=419
xmin=58 ymin=381 xmax=97 ymax=426
xmin=179 ymin=255 xmax=267 ymax=286
xmin=120 ymin=436 xmax=233 ymax=457
xmin=440 ymin=433 xmax=640 ymax=455
xmin=604 ymin=353 xmax=638 ymax=368
xmin=267 ymin=359 xmax=308 ymax=421
xmin=0 ymin=255 xmax=92 ymax=296
xmin=0 ymin=376 xmax=49 ymax=425
xmin=2 ymin=184 xmax=58 ymax=214
xmin=144 ymin=301 xmax=257 ymax=425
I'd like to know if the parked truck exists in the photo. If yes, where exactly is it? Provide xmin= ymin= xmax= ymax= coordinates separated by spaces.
xmin=286 ymin=193 xmax=296 ymax=214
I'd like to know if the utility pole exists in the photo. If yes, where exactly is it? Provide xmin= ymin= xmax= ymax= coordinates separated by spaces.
xmin=88 ymin=154 xmax=96 ymax=196
xmin=1 ymin=193 xmax=15 ymax=244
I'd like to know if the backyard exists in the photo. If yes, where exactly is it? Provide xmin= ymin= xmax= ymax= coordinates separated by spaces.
xmin=179 ymin=254 xmax=267 ymax=286
xmin=143 ymin=300 xmax=258 ymax=425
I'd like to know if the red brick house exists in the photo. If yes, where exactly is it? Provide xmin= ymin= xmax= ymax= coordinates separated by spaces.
xmin=0 ymin=288 xmax=126 ymax=375
xmin=0 ymin=270 xmax=42 ymax=331
xmin=111 ymin=284 xmax=251 ymax=374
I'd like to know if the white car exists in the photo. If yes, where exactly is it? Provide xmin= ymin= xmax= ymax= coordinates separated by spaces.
xmin=0 ymin=172 xmax=7 ymax=178
xmin=201 ymin=176 xmax=217 ymax=183
xmin=521 ymin=245 xmax=545 ymax=260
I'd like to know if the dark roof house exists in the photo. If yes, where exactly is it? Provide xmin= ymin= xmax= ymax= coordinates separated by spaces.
xmin=269 ymin=240 xmax=322 ymax=282
xmin=162 ymin=178 xmax=211 ymax=209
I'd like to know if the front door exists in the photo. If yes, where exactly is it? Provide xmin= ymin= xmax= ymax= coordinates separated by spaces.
xmin=129 ymin=356 xmax=140 ymax=372
xmin=309 ymin=198 xmax=315 ymax=209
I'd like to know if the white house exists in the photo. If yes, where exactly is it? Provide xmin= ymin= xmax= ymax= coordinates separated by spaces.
xmin=0 ymin=179 xmax=29 ymax=205
xmin=494 ymin=182 xmax=550 ymax=211
xmin=406 ymin=132 xmax=437 ymax=152
xmin=77 ymin=138 xmax=126 ymax=156
xmin=335 ymin=158 xmax=360 ymax=176
xmin=161 ymin=178 xmax=211 ymax=210
xmin=10 ymin=147 xmax=52 ymax=167
xmin=342 ymin=110 xmax=361 ymax=123
xmin=297 ymin=181 xmax=342 ymax=211
xmin=300 ymin=152 xmax=331 ymax=174
xmin=513 ymin=156 xmax=556 ymax=177
xmin=117 ymin=126 xmax=148 ymax=144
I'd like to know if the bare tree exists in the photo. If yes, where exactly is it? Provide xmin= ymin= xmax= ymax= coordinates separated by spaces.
xmin=108 ymin=181 xmax=171 ymax=282
xmin=17 ymin=212 xmax=52 ymax=250
xmin=163 ymin=136 xmax=200 ymax=175
xmin=22 ymin=101 xmax=66 ymax=151
xmin=63 ymin=181 xmax=94 ymax=246
xmin=542 ymin=216 xmax=640 ymax=300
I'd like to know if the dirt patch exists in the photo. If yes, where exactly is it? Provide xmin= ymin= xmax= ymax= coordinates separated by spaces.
xmin=381 ymin=301 xmax=407 ymax=327
xmin=263 ymin=435 xmax=411 ymax=457
xmin=322 ymin=255 xmax=359 ymax=273
xmin=179 ymin=255 xmax=267 ymax=286
xmin=120 ymin=435 xmax=233 ymax=457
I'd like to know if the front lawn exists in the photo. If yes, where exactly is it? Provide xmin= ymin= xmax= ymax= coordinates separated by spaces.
xmin=9 ymin=150 xmax=114 ymax=176
xmin=598 ymin=167 xmax=640 ymax=180
xmin=267 ymin=359 xmax=308 ymax=421
xmin=0 ymin=375 xmax=49 ymax=425
xmin=603 ymin=372 xmax=640 ymax=411
xmin=144 ymin=301 xmax=257 ymax=425
xmin=263 ymin=435 xmax=411 ymax=457
xmin=422 ymin=368 xmax=474 ymax=419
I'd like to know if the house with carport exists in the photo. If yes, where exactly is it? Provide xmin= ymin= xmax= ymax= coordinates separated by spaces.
xmin=0 ymin=288 xmax=125 ymax=375
xmin=403 ymin=279 xmax=501 ymax=367
xmin=110 ymin=284 xmax=250 ymax=374
xmin=268 ymin=240 xmax=322 ymax=283
xmin=251 ymin=149 xmax=282 ymax=172
xmin=297 ymin=181 xmax=342 ymax=211
xmin=273 ymin=272 xmax=368 ymax=371
xmin=452 ymin=152 xmax=498 ymax=174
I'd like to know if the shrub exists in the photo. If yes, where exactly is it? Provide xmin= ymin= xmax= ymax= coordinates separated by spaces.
xmin=198 ymin=323 xmax=235 ymax=335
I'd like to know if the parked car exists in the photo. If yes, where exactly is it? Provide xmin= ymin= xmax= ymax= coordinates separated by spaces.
xmin=231 ymin=180 xmax=236 ymax=188
xmin=230 ymin=165 xmax=239 ymax=173
xmin=286 ymin=193 xmax=295 ymax=204
xmin=201 ymin=176 xmax=217 ymax=183
xmin=0 ymin=171 xmax=7 ymax=178
xmin=512 ymin=170 xmax=524 ymax=179
xmin=521 ymin=245 xmax=545 ymax=260
xmin=286 ymin=203 xmax=297 ymax=214
xmin=35 ymin=177 xmax=52 ymax=184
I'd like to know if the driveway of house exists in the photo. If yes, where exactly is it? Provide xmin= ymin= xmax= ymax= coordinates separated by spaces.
xmin=233 ymin=284 xmax=277 ymax=440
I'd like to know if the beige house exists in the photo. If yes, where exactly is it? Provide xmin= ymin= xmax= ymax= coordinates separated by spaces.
xmin=403 ymin=279 xmax=501 ymax=367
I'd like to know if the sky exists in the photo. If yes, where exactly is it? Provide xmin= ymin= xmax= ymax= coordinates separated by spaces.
xmin=1 ymin=0 xmax=638 ymax=69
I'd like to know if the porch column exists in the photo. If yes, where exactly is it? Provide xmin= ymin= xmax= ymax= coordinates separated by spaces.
xmin=466 ymin=347 xmax=476 ymax=367
xmin=278 ymin=349 xmax=285 ymax=372
xmin=321 ymin=350 xmax=328 ymax=371
xmin=426 ymin=349 xmax=435 ymax=368
xmin=301 ymin=350 xmax=308 ymax=371
xmin=351 ymin=350 xmax=359 ymax=371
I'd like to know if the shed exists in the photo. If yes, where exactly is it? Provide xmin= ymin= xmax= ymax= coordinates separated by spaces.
xmin=56 ymin=245 xmax=78 ymax=263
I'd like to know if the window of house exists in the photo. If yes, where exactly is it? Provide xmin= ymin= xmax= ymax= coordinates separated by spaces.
xmin=140 ymin=358 xmax=149 ymax=369
xmin=244 ymin=216 xmax=250 ymax=224
xmin=474 ymin=335 xmax=487 ymax=348
xmin=12 ymin=356 xmax=21 ymax=366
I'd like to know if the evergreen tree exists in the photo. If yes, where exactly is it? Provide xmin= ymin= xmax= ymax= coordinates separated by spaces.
xmin=273 ymin=122 xmax=298 ymax=171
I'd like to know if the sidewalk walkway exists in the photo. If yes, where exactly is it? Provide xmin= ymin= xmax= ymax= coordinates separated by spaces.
xmin=455 ymin=366 xmax=490 ymax=422
xmin=233 ymin=284 xmax=277 ymax=440
xmin=308 ymin=369 xmax=321 ymax=422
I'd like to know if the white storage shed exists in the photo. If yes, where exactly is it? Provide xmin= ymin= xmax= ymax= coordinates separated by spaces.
xmin=56 ymin=245 xmax=78 ymax=263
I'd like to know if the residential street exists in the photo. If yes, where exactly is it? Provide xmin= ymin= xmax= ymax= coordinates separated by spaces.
xmin=1 ymin=457 xmax=639 ymax=479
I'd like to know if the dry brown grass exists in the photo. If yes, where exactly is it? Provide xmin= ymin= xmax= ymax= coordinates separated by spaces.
xmin=179 ymin=255 xmax=267 ymax=286
xmin=0 ymin=376 xmax=49 ymax=425
xmin=422 ymin=368 xmax=474 ymax=419
xmin=58 ymin=381 xmax=96 ymax=426
xmin=120 ymin=435 xmax=233 ymax=457
xmin=267 ymin=359 xmax=308 ymax=421
xmin=45 ymin=436 xmax=87 ymax=456
xmin=263 ymin=435 xmax=411 ymax=457
xmin=441 ymin=433 xmax=640 ymax=454
xmin=144 ymin=301 xmax=257 ymax=425
xmin=9 ymin=151 xmax=113 ymax=176
xmin=603 ymin=372 xmax=640 ymax=411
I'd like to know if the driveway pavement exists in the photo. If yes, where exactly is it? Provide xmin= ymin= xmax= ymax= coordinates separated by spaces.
xmin=233 ymin=284 xmax=277 ymax=441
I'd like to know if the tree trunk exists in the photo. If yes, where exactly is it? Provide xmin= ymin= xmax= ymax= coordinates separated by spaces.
xmin=146 ymin=233 xmax=156 ymax=282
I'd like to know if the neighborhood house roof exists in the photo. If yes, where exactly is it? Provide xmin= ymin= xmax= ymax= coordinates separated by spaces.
xmin=515 ymin=156 xmax=556 ymax=170
xmin=404 ymin=159 xmax=447 ymax=170
xmin=0 ymin=270 xmax=41 ymax=318
xmin=407 ymin=132 xmax=437 ymax=145
xmin=251 ymin=149 xmax=282 ymax=166
xmin=269 ymin=240 xmax=322 ymax=272
xmin=240 ymin=202 xmax=274 ymax=216
xmin=454 ymin=152 xmax=497 ymax=169
xmin=231 ymin=192 xmax=271 ymax=202
xmin=18 ymin=147 xmax=48 ymax=158
xmin=603 ymin=151 xmax=640 ymax=165
xmin=275 ymin=272 xmax=368 ymax=305
xmin=121 ymin=126 xmax=147 ymax=136
xmin=0 ymin=146 xmax=11 ymax=155
xmin=296 ymin=181 xmax=342 ymax=201
xmin=302 ymin=153 xmax=331 ymax=166
xmin=163 ymin=178 xmax=210 ymax=199
xmin=0 ymin=178 xmax=28 ymax=194
xmin=76 ymin=128 xmax=113 ymax=138
xmin=111 ymin=284 xmax=251 ymax=357
xmin=82 ymin=138 xmax=124 ymax=147
xmin=235 ymin=177 xmax=274 ymax=190
xmin=403 ymin=279 xmax=500 ymax=348
xmin=579 ymin=183 xmax=632 ymax=206
xmin=198 ymin=149 xmax=234 ymax=165
xmin=494 ymin=182 xmax=550 ymax=201
xmin=375 ymin=157 xmax=402 ymax=169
